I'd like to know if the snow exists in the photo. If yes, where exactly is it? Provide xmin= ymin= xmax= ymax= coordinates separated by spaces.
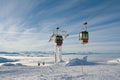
xmin=0 ymin=55 xmax=54 ymax=66
xmin=0 ymin=64 xmax=119 ymax=80
xmin=66 ymin=58 xmax=81 ymax=66
xmin=66 ymin=57 xmax=97 ymax=66
xmin=107 ymin=58 xmax=120 ymax=64
xmin=66 ymin=56 xmax=98 ymax=66
xmin=0 ymin=57 xmax=17 ymax=63
xmin=2 ymin=63 xmax=23 ymax=66
xmin=0 ymin=53 xmax=120 ymax=80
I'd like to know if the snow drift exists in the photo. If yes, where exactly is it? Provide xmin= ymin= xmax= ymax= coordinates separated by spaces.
xmin=2 ymin=63 xmax=23 ymax=66
xmin=107 ymin=58 xmax=120 ymax=64
xmin=66 ymin=56 xmax=97 ymax=66
xmin=0 ymin=57 xmax=17 ymax=63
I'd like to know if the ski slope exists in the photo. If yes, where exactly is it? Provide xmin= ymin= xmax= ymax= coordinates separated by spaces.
xmin=0 ymin=64 xmax=119 ymax=80
xmin=0 ymin=53 xmax=120 ymax=80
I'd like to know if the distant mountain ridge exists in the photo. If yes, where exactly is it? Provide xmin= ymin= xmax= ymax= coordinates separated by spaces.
xmin=0 ymin=51 xmax=103 ymax=56
xmin=0 ymin=52 xmax=19 ymax=54
xmin=62 ymin=52 xmax=100 ymax=55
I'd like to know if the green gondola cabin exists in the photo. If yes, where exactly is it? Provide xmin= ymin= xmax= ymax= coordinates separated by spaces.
xmin=79 ymin=31 xmax=89 ymax=44
xmin=55 ymin=35 xmax=63 ymax=46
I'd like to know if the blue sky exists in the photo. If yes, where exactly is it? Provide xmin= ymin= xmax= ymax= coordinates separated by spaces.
xmin=0 ymin=0 xmax=120 ymax=53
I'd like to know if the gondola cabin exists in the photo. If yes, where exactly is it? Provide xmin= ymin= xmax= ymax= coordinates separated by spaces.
xmin=55 ymin=35 xmax=63 ymax=46
xmin=79 ymin=31 xmax=89 ymax=44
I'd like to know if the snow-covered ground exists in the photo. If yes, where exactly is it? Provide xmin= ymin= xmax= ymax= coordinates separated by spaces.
xmin=107 ymin=58 xmax=120 ymax=64
xmin=0 ymin=55 xmax=54 ymax=66
xmin=0 ymin=53 xmax=120 ymax=80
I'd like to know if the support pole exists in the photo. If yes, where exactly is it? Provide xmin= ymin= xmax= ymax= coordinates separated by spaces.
xmin=59 ymin=46 xmax=62 ymax=62
xmin=55 ymin=45 xmax=63 ymax=63
xmin=55 ymin=45 xmax=58 ymax=63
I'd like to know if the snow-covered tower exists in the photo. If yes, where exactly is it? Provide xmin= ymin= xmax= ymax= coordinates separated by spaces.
xmin=49 ymin=27 xmax=69 ymax=63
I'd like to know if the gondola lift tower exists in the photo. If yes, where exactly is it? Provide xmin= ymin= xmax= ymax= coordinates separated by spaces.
xmin=49 ymin=27 xmax=69 ymax=63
